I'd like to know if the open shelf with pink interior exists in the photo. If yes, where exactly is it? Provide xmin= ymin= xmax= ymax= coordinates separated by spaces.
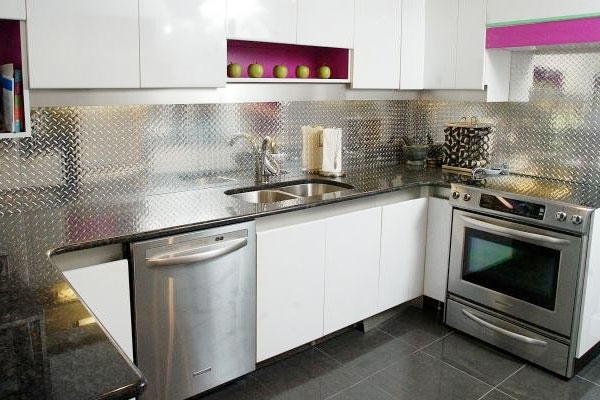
xmin=226 ymin=40 xmax=350 ymax=83
xmin=0 ymin=19 xmax=30 ymax=139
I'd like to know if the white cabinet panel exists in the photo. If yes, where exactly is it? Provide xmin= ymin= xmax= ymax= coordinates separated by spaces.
xmin=455 ymin=0 xmax=486 ymax=89
xmin=400 ymin=0 xmax=425 ymax=89
xmin=423 ymin=0 xmax=459 ymax=89
xmin=378 ymin=198 xmax=428 ymax=312
xmin=352 ymin=0 xmax=401 ymax=89
xmin=64 ymin=260 xmax=134 ymax=361
xmin=487 ymin=0 xmax=600 ymax=25
xmin=256 ymin=220 xmax=326 ymax=362
xmin=140 ymin=0 xmax=226 ymax=88
xmin=1 ymin=0 xmax=26 ymax=20
xmin=26 ymin=0 xmax=140 ymax=88
xmin=324 ymin=207 xmax=381 ymax=335
xmin=297 ymin=0 xmax=355 ymax=48
xmin=424 ymin=197 xmax=452 ymax=302
xmin=226 ymin=0 xmax=297 ymax=44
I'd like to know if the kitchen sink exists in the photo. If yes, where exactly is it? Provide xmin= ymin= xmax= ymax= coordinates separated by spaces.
xmin=228 ymin=189 xmax=299 ymax=204
xmin=225 ymin=179 xmax=354 ymax=204
xmin=278 ymin=182 xmax=353 ymax=197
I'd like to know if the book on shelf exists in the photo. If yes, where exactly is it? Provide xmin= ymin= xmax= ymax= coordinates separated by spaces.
xmin=1 ymin=63 xmax=24 ymax=133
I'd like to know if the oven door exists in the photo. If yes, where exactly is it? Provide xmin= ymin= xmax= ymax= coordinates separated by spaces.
xmin=448 ymin=209 xmax=582 ymax=337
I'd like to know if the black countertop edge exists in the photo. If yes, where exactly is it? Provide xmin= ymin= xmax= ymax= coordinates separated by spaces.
xmin=48 ymin=180 xmax=450 ymax=257
xmin=97 ymin=379 xmax=147 ymax=400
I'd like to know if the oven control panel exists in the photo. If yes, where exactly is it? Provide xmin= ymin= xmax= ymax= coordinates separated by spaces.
xmin=450 ymin=184 xmax=593 ymax=234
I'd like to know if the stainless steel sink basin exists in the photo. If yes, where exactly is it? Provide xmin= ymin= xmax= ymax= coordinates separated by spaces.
xmin=278 ymin=182 xmax=352 ymax=197
xmin=225 ymin=179 xmax=354 ymax=204
xmin=228 ymin=189 xmax=298 ymax=204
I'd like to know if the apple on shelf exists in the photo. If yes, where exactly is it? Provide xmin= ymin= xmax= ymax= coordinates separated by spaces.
xmin=296 ymin=65 xmax=310 ymax=79
xmin=273 ymin=65 xmax=288 ymax=78
xmin=248 ymin=63 xmax=264 ymax=78
xmin=318 ymin=65 xmax=331 ymax=79
xmin=227 ymin=63 xmax=242 ymax=78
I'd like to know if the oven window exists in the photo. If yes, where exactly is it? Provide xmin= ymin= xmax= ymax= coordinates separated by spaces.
xmin=462 ymin=228 xmax=560 ymax=310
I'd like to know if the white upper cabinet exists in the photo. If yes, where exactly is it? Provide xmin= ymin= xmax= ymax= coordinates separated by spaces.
xmin=402 ymin=0 xmax=486 ymax=90
xmin=26 ymin=0 xmax=140 ymax=89
xmin=226 ymin=0 xmax=297 ymax=44
xmin=455 ymin=0 xmax=486 ymax=89
xmin=378 ymin=198 xmax=428 ymax=312
xmin=352 ymin=0 xmax=402 ymax=89
xmin=1 ymin=0 xmax=26 ymax=20
xmin=297 ymin=0 xmax=355 ymax=48
xmin=323 ymin=207 xmax=381 ymax=335
xmin=487 ymin=0 xmax=599 ymax=25
xmin=423 ymin=0 xmax=459 ymax=89
xmin=139 ymin=0 xmax=226 ymax=88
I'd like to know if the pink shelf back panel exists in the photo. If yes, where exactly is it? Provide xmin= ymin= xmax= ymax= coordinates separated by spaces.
xmin=486 ymin=17 xmax=600 ymax=49
xmin=227 ymin=40 xmax=349 ymax=79
xmin=0 ymin=20 xmax=22 ymax=69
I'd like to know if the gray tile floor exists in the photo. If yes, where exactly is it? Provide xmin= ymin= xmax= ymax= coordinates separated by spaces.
xmin=199 ymin=304 xmax=600 ymax=400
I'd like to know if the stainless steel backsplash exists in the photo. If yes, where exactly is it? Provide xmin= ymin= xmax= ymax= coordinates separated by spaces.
xmin=1 ymin=48 xmax=599 ymax=217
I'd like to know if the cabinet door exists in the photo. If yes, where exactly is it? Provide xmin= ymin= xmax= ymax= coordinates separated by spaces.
xmin=297 ymin=0 xmax=355 ymax=48
xmin=324 ymin=207 xmax=381 ymax=335
xmin=63 ymin=260 xmax=134 ymax=361
xmin=256 ymin=220 xmax=326 ymax=362
xmin=226 ymin=0 xmax=297 ymax=44
xmin=400 ymin=0 xmax=425 ymax=89
xmin=352 ymin=0 xmax=402 ymax=89
xmin=139 ymin=0 xmax=226 ymax=88
xmin=0 ymin=0 xmax=26 ymax=20
xmin=487 ymin=0 xmax=599 ymax=26
xmin=455 ymin=0 xmax=486 ymax=89
xmin=423 ymin=0 xmax=459 ymax=89
xmin=26 ymin=0 xmax=140 ymax=88
xmin=378 ymin=198 xmax=428 ymax=312
xmin=424 ymin=197 xmax=452 ymax=302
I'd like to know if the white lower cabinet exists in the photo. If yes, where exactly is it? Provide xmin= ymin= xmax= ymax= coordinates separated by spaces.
xmin=424 ymin=197 xmax=453 ymax=302
xmin=256 ymin=220 xmax=326 ymax=362
xmin=63 ymin=260 xmax=134 ymax=361
xmin=378 ymin=198 xmax=428 ymax=312
xmin=323 ymin=207 xmax=382 ymax=335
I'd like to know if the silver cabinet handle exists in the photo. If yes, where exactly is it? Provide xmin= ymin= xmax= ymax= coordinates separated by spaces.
xmin=462 ymin=309 xmax=547 ymax=347
xmin=461 ymin=216 xmax=570 ymax=246
xmin=146 ymin=238 xmax=247 ymax=267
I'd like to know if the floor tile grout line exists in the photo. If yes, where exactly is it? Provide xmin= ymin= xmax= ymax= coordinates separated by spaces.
xmin=414 ymin=330 xmax=455 ymax=352
xmin=475 ymin=388 xmax=496 ymax=400
xmin=420 ymin=351 xmax=495 ymax=390
xmin=313 ymin=345 xmax=347 ymax=367
xmin=488 ymin=364 xmax=527 ymax=400
xmin=575 ymin=375 xmax=600 ymax=388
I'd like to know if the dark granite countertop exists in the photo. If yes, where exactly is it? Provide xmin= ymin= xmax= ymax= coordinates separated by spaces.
xmin=3 ymin=164 xmax=600 ymax=400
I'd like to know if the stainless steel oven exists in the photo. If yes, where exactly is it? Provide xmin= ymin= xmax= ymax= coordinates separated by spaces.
xmin=449 ymin=209 xmax=581 ymax=337
xmin=445 ymin=184 xmax=594 ymax=376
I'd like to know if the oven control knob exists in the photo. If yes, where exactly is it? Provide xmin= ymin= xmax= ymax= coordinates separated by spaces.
xmin=572 ymin=215 xmax=583 ymax=225
xmin=452 ymin=191 xmax=461 ymax=199
xmin=555 ymin=211 xmax=567 ymax=222
xmin=463 ymin=193 xmax=471 ymax=201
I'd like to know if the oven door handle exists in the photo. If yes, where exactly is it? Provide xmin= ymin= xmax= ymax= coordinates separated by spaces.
xmin=462 ymin=309 xmax=548 ymax=346
xmin=461 ymin=216 xmax=570 ymax=246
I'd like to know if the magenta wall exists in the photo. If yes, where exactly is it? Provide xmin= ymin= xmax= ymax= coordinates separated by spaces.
xmin=486 ymin=17 xmax=600 ymax=49
xmin=0 ymin=20 xmax=22 ymax=69
xmin=227 ymin=40 xmax=349 ymax=79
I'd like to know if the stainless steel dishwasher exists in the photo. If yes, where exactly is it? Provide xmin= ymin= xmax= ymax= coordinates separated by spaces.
xmin=131 ymin=221 xmax=256 ymax=400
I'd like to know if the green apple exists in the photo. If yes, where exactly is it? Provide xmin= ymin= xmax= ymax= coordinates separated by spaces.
xmin=227 ymin=62 xmax=242 ymax=78
xmin=295 ymin=65 xmax=310 ymax=79
xmin=273 ymin=64 xmax=288 ymax=78
xmin=317 ymin=65 xmax=331 ymax=79
xmin=248 ymin=63 xmax=264 ymax=78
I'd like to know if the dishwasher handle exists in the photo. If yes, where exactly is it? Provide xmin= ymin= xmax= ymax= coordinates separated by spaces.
xmin=146 ymin=237 xmax=247 ymax=267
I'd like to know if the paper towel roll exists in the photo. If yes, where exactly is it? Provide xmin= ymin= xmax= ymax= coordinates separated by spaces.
xmin=321 ymin=128 xmax=342 ymax=174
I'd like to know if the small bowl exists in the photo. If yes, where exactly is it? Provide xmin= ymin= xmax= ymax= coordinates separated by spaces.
xmin=404 ymin=145 xmax=428 ymax=165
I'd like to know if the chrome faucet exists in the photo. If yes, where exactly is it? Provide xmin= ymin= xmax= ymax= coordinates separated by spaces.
xmin=229 ymin=133 xmax=280 ymax=183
